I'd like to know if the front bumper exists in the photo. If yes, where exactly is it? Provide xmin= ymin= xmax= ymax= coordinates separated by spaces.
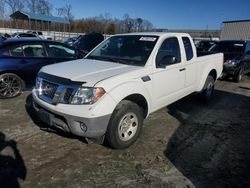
xmin=32 ymin=91 xmax=112 ymax=138
xmin=223 ymin=64 xmax=240 ymax=76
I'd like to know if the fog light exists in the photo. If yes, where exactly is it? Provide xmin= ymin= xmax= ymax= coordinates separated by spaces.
xmin=80 ymin=122 xmax=87 ymax=132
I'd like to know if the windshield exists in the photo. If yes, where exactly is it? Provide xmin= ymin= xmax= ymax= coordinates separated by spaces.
xmin=209 ymin=41 xmax=245 ymax=53
xmin=86 ymin=35 xmax=159 ymax=66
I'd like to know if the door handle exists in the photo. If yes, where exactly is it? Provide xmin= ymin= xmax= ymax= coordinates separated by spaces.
xmin=179 ymin=68 xmax=186 ymax=72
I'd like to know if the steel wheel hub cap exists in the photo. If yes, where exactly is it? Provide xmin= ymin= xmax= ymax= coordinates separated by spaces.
xmin=206 ymin=82 xmax=213 ymax=97
xmin=118 ymin=112 xmax=138 ymax=142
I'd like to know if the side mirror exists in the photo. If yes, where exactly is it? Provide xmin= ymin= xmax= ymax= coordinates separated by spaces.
xmin=157 ymin=55 xmax=176 ymax=68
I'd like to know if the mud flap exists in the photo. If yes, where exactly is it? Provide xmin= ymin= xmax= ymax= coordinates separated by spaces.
xmin=85 ymin=135 xmax=105 ymax=145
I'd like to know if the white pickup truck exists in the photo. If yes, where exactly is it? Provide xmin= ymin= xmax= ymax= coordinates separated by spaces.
xmin=32 ymin=33 xmax=223 ymax=149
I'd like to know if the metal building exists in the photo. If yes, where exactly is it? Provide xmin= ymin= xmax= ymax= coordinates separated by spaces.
xmin=220 ymin=20 xmax=250 ymax=40
xmin=10 ymin=11 xmax=70 ymax=31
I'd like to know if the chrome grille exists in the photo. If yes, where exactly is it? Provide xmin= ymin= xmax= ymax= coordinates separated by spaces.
xmin=41 ymin=80 xmax=58 ymax=99
xmin=37 ymin=77 xmax=78 ymax=105
xmin=63 ymin=88 xmax=74 ymax=103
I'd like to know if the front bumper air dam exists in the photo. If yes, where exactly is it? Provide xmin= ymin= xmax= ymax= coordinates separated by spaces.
xmin=223 ymin=64 xmax=240 ymax=76
xmin=33 ymin=99 xmax=111 ymax=138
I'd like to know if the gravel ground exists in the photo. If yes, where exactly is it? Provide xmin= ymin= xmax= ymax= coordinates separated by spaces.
xmin=0 ymin=76 xmax=250 ymax=188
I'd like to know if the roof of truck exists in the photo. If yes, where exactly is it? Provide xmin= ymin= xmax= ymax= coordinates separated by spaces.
xmin=114 ymin=32 xmax=189 ymax=37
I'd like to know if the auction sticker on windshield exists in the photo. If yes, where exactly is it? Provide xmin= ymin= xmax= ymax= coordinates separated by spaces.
xmin=139 ymin=37 xmax=157 ymax=42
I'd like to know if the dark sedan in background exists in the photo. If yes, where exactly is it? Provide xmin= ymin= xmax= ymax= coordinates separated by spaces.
xmin=68 ymin=33 xmax=104 ymax=55
xmin=209 ymin=40 xmax=250 ymax=82
xmin=198 ymin=40 xmax=250 ymax=82
xmin=0 ymin=38 xmax=84 ymax=98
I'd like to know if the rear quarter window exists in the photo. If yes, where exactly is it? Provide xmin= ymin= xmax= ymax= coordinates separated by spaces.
xmin=0 ymin=44 xmax=24 ymax=57
xmin=182 ymin=37 xmax=194 ymax=61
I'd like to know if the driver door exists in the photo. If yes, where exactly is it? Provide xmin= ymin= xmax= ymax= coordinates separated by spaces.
xmin=152 ymin=37 xmax=186 ymax=110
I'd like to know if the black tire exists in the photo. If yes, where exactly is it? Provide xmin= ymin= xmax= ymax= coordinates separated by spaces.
xmin=0 ymin=73 xmax=24 ymax=99
xmin=233 ymin=66 xmax=243 ymax=83
xmin=200 ymin=75 xmax=215 ymax=102
xmin=105 ymin=100 xmax=143 ymax=149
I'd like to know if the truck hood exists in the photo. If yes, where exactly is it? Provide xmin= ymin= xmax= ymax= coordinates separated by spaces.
xmin=40 ymin=59 xmax=141 ymax=86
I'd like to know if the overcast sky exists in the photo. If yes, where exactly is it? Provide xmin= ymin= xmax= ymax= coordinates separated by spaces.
xmin=52 ymin=0 xmax=250 ymax=29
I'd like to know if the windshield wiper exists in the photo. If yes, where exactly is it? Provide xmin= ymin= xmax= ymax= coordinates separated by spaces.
xmin=86 ymin=55 xmax=122 ymax=64
xmin=85 ymin=55 xmax=101 ymax=60
xmin=103 ymin=56 xmax=122 ymax=64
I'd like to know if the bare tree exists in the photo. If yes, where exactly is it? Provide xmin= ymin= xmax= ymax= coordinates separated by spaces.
xmin=0 ymin=0 xmax=5 ymax=19
xmin=123 ymin=14 xmax=134 ymax=33
xmin=56 ymin=4 xmax=74 ymax=21
xmin=28 ymin=0 xmax=36 ymax=13
xmin=5 ymin=0 xmax=25 ymax=13
xmin=141 ymin=19 xmax=153 ymax=31
xmin=27 ymin=0 xmax=52 ymax=15
xmin=38 ymin=0 xmax=52 ymax=15
xmin=136 ymin=18 xmax=143 ymax=32
xmin=106 ymin=22 xmax=116 ymax=34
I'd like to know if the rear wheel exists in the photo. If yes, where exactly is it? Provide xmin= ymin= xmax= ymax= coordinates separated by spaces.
xmin=105 ymin=100 xmax=143 ymax=149
xmin=200 ymin=75 xmax=215 ymax=102
xmin=0 ymin=73 xmax=24 ymax=99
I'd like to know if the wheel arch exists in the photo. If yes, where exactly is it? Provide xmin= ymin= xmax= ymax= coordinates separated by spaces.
xmin=197 ymin=68 xmax=218 ymax=92
xmin=208 ymin=69 xmax=217 ymax=81
xmin=123 ymin=94 xmax=148 ymax=119
xmin=107 ymin=81 xmax=151 ymax=119
xmin=0 ymin=70 xmax=24 ymax=80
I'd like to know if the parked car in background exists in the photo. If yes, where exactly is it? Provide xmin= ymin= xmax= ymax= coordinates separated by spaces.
xmin=71 ymin=33 xmax=104 ymax=56
xmin=208 ymin=40 xmax=250 ymax=82
xmin=0 ymin=38 xmax=85 ymax=98
xmin=11 ymin=32 xmax=39 ymax=38
xmin=27 ymin=30 xmax=43 ymax=37
xmin=64 ymin=36 xmax=79 ymax=46
xmin=27 ymin=31 xmax=53 ymax=40
xmin=196 ymin=40 xmax=218 ymax=52
xmin=0 ymin=35 xmax=6 ymax=42
xmin=3 ymin=33 xmax=11 ymax=38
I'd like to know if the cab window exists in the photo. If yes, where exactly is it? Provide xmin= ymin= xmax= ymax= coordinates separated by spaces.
xmin=156 ymin=37 xmax=181 ymax=66
xmin=10 ymin=46 xmax=24 ymax=57
xmin=0 ymin=45 xmax=25 ymax=57
xmin=22 ymin=44 xmax=46 ymax=57
xmin=0 ymin=43 xmax=46 ymax=58
xmin=47 ymin=43 xmax=76 ymax=58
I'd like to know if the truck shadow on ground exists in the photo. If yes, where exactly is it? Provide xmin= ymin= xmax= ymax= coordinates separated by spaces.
xmin=25 ymin=94 xmax=87 ymax=143
xmin=0 ymin=132 xmax=26 ymax=188
xmin=165 ymin=90 xmax=250 ymax=188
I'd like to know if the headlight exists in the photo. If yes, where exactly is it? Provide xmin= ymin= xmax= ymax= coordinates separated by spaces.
xmin=225 ymin=60 xmax=239 ymax=66
xmin=36 ymin=77 xmax=43 ymax=95
xmin=71 ymin=87 xmax=105 ymax=105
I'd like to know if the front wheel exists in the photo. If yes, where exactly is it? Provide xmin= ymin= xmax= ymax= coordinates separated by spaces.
xmin=233 ymin=66 xmax=243 ymax=83
xmin=0 ymin=73 xmax=24 ymax=99
xmin=105 ymin=100 xmax=143 ymax=149
xmin=200 ymin=75 xmax=215 ymax=102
